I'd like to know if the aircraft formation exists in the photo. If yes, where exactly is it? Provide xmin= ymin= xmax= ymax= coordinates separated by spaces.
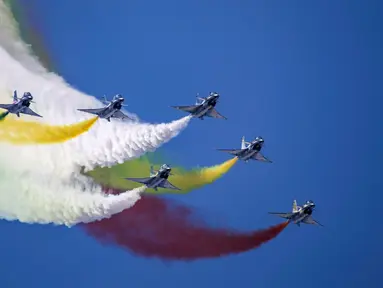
xmin=0 ymin=90 xmax=322 ymax=228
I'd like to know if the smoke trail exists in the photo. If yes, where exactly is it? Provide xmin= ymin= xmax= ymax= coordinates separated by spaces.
xmin=0 ymin=45 xmax=192 ymax=172
xmin=0 ymin=115 xmax=97 ymax=144
xmin=0 ymin=2 xmax=191 ymax=173
xmin=0 ymin=1 xmax=191 ymax=226
xmin=87 ymin=157 xmax=238 ymax=193
xmin=0 ymin=111 xmax=9 ymax=120
xmin=84 ymin=188 xmax=288 ymax=260
xmin=0 ymin=169 xmax=147 ymax=226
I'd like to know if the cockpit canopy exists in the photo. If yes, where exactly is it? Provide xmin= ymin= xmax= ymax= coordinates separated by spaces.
xmin=255 ymin=136 xmax=264 ymax=142
xmin=23 ymin=92 xmax=32 ymax=99
xmin=209 ymin=92 xmax=219 ymax=97
xmin=161 ymin=164 xmax=171 ymax=170
xmin=114 ymin=94 xmax=124 ymax=101
xmin=305 ymin=200 xmax=315 ymax=206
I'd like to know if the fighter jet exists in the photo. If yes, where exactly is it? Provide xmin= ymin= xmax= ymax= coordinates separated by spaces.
xmin=171 ymin=92 xmax=227 ymax=120
xmin=124 ymin=164 xmax=180 ymax=191
xmin=0 ymin=90 xmax=42 ymax=118
xmin=269 ymin=200 xmax=323 ymax=227
xmin=217 ymin=136 xmax=272 ymax=163
xmin=77 ymin=94 xmax=133 ymax=122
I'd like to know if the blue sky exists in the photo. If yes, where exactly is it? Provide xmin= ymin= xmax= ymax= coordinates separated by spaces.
xmin=1 ymin=0 xmax=382 ymax=287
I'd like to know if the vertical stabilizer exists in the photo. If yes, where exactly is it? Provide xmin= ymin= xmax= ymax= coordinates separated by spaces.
xmin=241 ymin=136 xmax=246 ymax=149
xmin=13 ymin=90 xmax=18 ymax=102
xmin=292 ymin=200 xmax=298 ymax=212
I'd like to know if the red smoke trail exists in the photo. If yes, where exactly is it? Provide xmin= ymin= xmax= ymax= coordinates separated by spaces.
xmin=83 ymin=188 xmax=288 ymax=260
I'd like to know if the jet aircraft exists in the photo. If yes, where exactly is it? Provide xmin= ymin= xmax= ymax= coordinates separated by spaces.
xmin=217 ymin=136 xmax=272 ymax=163
xmin=124 ymin=164 xmax=180 ymax=191
xmin=0 ymin=90 xmax=42 ymax=118
xmin=77 ymin=94 xmax=132 ymax=122
xmin=269 ymin=200 xmax=323 ymax=227
xmin=171 ymin=92 xmax=227 ymax=120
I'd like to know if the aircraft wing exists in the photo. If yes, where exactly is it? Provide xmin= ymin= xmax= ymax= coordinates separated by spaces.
xmin=206 ymin=108 xmax=227 ymax=119
xmin=21 ymin=107 xmax=42 ymax=118
xmin=268 ymin=212 xmax=293 ymax=219
xmin=216 ymin=148 xmax=243 ymax=156
xmin=0 ymin=103 xmax=13 ymax=110
xmin=252 ymin=152 xmax=272 ymax=163
xmin=111 ymin=110 xmax=133 ymax=120
xmin=302 ymin=215 xmax=324 ymax=226
xmin=77 ymin=108 xmax=106 ymax=116
xmin=171 ymin=105 xmax=199 ymax=113
xmin=124 ymin=177 xmax=152 ymax=185
xmin=157 ymin=179 xmax=181 ymax=190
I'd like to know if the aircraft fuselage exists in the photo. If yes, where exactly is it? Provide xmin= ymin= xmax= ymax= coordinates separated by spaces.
xmin=99 ymin=101 xmax=123 ymax=119
xmin=7 ymin=100 xmax=30 ymax=114
xmin=291 ymin=207 xmax=314 ymax=224
xmin=146 ymin=172 xmax=169 ymax=188
xmin=238 ymin=142 xmax=263 ymax=161
xmin=192 ymin=97 xmax=218 ymax=119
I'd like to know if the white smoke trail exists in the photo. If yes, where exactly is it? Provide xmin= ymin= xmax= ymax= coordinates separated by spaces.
xmin=0 ymin=46 xmax=192 ymax=173
xmin=0 ymin=168 xmax=147 ymax=227
xmin=0 ymin=1 xmax=191 ymax=225
xmin=0 ymin=1 xmax=191 ymax=174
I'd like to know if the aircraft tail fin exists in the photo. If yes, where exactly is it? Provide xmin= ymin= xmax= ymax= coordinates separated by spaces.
xmin=292 ymin=200 xmax=298 ymax=212
xmin=241 ymin=136 xmax=246 ymax=149
xmin=101 ymin=95 xmax=111 ymax=105
xmin=13 ymin=90 xmax=18 ymax=102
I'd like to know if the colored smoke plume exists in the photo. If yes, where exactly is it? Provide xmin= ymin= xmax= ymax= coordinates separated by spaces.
xmin=0 ymin=2 xmax=191 ymax=226
xmin=0 ymin=111 xmax=9 ymax=120
xmin=0 ymin=115 xmax=97 ymax=144
xmin=0 ymin=169 xmax=147 ymax=226
xmin=87 ymin=157 xmax=238 ymax=194
xmin=84 ymin=188 xmax=288 ymax=260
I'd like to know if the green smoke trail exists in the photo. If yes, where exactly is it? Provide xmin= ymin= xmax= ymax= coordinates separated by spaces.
xmin=0 ymin=111 xmax=9 ymax=121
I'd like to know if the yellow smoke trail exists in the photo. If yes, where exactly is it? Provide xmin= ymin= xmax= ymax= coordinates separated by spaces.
xmin=0 ymin=115 xmax=98 ymax=144
xmin=86 ymin=156 xmax=238 ymax=194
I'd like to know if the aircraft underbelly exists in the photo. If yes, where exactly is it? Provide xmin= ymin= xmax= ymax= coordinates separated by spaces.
xmin=103 ymin=109 xmax=115 ymax=118
xmin=7 ymin=106 xmax=17 ymax=113
xmin=241 ymin=150 xmax=257 ymax=160
xmin=195 ymin=106 xmax=211 ymax=117
xmin=149 ymin=178 xmax=163 ymax=188
xmin=294 ymin=214 xmax=306 ymax=224
xmin=9 ymin=104 xmax=22 ymax=113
